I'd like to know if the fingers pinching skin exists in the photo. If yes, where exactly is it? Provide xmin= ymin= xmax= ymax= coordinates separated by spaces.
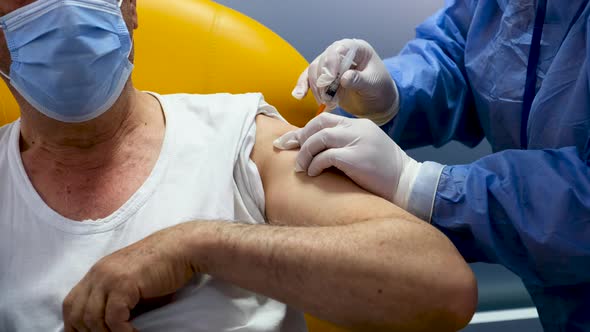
xmin=297 ymin=113 xmax=345 ymax=144
xmin=296 ymin=127 xmax=347 ymax=173
xmin=273 ymin=130 xmax=301 ymax=150
xmin=307 ymin=148 xmax=350 ymax=177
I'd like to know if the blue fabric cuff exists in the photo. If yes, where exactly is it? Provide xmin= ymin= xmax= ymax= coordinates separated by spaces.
xmin=432 ymin=165 xmax=469 ymax=222
xmin=407 ymin=161 xmax=445 ymax=222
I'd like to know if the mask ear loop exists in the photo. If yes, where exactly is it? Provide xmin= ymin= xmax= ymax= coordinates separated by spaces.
xmin=117 ymin=0 xmax=123 ymax=8
xmin=0 ymin=69 xmax=9 ymax=80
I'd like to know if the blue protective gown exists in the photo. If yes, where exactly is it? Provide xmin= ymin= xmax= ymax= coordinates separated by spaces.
xmin=341 ymin=1 xmax=590 ymax=330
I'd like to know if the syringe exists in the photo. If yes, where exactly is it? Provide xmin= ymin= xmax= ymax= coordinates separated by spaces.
xmin=316 ymin=44 xmax=359 ymax=116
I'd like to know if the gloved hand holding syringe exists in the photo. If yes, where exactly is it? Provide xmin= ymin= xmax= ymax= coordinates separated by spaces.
xmin=315 ymin=44 xmax=359 ymax=115
xmin=292 ymin=39 xmax=399 ymax=125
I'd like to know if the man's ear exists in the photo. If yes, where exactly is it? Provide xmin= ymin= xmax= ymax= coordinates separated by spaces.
xmin=123 ymin=0 xmax=138 ymax=30
xmin=130 ymin=0 xmax=138 ymax=29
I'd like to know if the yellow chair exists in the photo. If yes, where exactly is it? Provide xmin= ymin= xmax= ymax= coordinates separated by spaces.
xmin=0 ymin=0 xmax=351 ymax=331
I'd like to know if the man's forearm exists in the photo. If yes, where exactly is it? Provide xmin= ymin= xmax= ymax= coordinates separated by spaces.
xmin=184 ymin=219 xmax=476 ymax=332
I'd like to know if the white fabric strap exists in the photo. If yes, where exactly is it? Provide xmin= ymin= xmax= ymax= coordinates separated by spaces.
xmin=406 ymin=161 xmax=445 ymax=222
xmin=0 ymin=69 xmax=9 ymax=80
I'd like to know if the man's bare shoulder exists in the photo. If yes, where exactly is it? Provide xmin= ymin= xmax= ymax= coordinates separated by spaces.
xmin=250 ymin=114 xmax=299 ymax=192
xmin=250 ymin=113 xmax=300 ymax=175
xmin=250 ymin=114 xmax=296 ymax=175
xmin=250 ymin=113 xmax=424 ymax=227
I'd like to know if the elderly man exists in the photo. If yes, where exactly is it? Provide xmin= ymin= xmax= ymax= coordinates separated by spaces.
xmin=0 ymin=0 xmax=476 ymax=331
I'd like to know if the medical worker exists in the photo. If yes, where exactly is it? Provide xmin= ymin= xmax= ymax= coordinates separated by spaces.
xmin=275 ymin=1 xmax=590 ymax=331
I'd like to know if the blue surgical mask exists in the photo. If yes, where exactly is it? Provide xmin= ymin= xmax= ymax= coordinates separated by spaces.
xmin=0 ymin=0 xmax=133 ymax=123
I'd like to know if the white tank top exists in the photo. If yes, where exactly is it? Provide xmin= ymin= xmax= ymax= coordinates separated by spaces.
xmin=0 ymin=92 xmax=307 ymax=332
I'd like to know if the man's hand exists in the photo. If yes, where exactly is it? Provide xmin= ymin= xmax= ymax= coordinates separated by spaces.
xmin=62 ymin=223 xmax=201 ymax=332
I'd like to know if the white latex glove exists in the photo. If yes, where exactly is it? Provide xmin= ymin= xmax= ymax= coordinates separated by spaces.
xmin=273 ymin=113 xmax=421 ymax=210
xmin=292 ymin=39 xmax=399 ymax=126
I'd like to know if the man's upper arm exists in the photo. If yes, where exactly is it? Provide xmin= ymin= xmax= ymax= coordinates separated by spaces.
xmin=251 ymin=114 xmax=424 ymax=227
xmin=249 ymin=115 xmax=477 ymax=331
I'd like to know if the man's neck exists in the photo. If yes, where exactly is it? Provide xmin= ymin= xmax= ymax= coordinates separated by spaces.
xmin=15 ymin=84 xmax=167 ymax=220
xmin=18 ymin=84 xmax=163 ymax=171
